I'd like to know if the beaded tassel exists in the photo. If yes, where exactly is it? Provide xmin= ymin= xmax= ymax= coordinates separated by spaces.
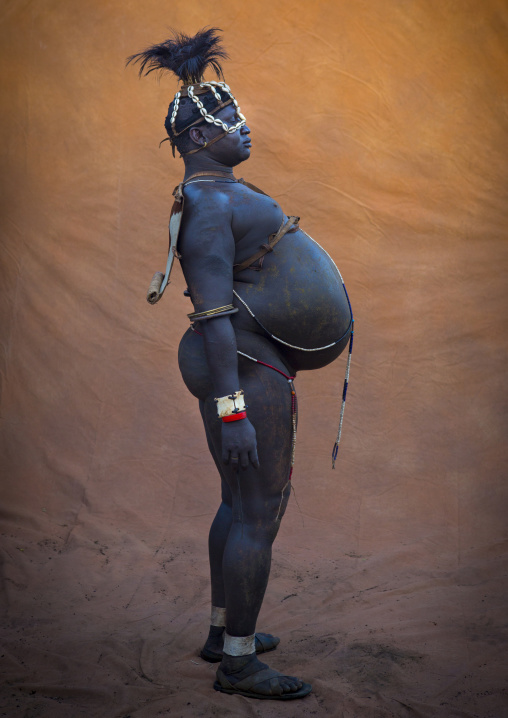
xmin=236 ymin=352 xmax=297 ymax=481
xmin=288 ymin=379 xmax=298 ymax=479
xmin=332 ymin=324 xmax=353 ymax=468
xmin=332 ymin=281 xmax=354 ymax=468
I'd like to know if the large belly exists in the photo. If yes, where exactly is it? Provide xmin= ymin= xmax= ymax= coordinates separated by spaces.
xmin=231 ymin=229 xmax=352 ymax=371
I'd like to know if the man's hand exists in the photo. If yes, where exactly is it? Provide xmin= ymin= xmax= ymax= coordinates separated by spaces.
xmin=222 ymin=418 xmax=259 ymax=469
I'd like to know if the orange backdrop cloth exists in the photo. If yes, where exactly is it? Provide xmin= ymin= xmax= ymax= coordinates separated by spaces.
xmin=1 ymin=1 xmax=507 ymax=716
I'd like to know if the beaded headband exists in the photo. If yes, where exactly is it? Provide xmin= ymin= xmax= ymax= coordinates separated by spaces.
xmin=166 ymin=81 xmax=246 ymax=157
xmin=171 ymin=81 xmax=246 ymax=137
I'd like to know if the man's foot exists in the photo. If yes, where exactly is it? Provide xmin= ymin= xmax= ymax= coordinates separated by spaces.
xmin=200 ymin=626 xmax=280 ymax=663
xmin=214 ymin=653 xmax=312 ymax=700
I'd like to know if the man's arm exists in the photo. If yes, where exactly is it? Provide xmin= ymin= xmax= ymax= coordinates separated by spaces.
xmin=179 ymin=187 xmax=259 ymax=469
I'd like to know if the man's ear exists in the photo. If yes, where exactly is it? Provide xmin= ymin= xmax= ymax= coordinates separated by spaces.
xmin=189 ymin=127 xmax=207 ymax=147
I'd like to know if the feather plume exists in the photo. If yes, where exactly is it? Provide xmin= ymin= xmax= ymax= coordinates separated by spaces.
xmin=126 ymin=27 xmax=228 ymax=84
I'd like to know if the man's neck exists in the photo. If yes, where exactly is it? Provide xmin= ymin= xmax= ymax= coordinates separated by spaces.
xmin=183 ymin=155 xmax=235 ymax=181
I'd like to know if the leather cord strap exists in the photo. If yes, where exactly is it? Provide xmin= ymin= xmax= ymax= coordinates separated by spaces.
xmin=159 ymin=100 xmax=234 ymax=156
xmin=181 ymin=128 xmax=230 ymax=156
xmin=178 ymin=173 xmax=300 ymax=273
xmin=233 ymin=215 xmax=300 ymax=274
xmin=237 ymin=178 xmax=269 ymax=196
xmin=179 ymin=85 xmax=219 ymax=97
xmin=183 ymin=170 xmax=236 ymax=184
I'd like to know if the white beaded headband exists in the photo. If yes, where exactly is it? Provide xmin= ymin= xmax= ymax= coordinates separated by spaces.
xmin=170 ymin=81 xmax=246 ymax=137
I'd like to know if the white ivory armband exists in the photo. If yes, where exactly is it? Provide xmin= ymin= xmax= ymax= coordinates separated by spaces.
xmin=215 ymin=390 xmax=246 ymax=419
xmin=211 ymin=606 xmax=226 ymax=627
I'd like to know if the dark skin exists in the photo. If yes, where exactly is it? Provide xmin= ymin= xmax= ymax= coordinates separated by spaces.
xmin=176 ymin=103 xmax=351 ymax=696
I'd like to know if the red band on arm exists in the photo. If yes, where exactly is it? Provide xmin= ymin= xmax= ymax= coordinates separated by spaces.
xmin=222 ymin=411 xmax=247 ymax=423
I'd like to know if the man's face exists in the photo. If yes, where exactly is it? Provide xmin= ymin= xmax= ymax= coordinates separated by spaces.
xmin=202 ymin=104 xmax=251 ymax=166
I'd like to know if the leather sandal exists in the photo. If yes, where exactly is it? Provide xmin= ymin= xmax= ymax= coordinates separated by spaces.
xmin=214 ymin=665 xmax=312 ymax=700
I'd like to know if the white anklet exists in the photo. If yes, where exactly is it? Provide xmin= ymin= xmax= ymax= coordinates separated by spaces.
xmin=211 ymin=606 xmax=226 ymax=627
xmin=223 ymin=633 xmax=256 ymax=656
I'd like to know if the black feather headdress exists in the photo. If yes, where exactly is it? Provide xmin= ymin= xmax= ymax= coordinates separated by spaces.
xmin=126 ymin=27 xmax=228 ymax=85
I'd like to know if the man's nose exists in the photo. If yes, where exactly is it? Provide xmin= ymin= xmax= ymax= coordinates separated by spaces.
xmin=241 ymin=123 xmax=251 ymax=134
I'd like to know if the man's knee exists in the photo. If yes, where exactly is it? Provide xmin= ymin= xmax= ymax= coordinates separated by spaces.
xmin=240 ymin=490 xmax=290 ymax=535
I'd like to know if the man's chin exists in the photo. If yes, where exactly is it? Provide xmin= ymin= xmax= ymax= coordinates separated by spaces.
xmin=227 ymin=150 xmax=251 ymax=168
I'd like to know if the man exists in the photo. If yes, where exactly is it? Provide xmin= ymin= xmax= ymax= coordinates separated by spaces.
xmin=129 ymin=28 xmax=353 ymax=700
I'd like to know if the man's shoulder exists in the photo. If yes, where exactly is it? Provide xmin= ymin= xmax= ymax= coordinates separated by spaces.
xmin=182 ymin=180 xmax=236 ymax=209
xmin=181 ymin=188 xmax=232 ymax=235
xmin=178 ymin=182 xmax=236 ymax=248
